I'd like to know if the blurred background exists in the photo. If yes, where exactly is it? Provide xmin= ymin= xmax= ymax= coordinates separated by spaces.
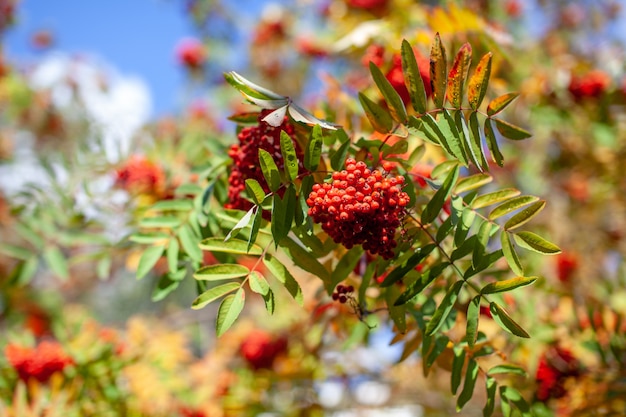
xmin=1 ymin=0 xmax=625 ymax=416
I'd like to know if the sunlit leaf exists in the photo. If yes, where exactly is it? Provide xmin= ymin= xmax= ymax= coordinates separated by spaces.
xmin=264 ymin=253 xmax=303 ymax=305
xmin=454 ymin=208 xmax=475 ymax=247
xmin=359 ymin=92 xmax=393 ymax=133
xmin=148 ymin=199 xmax=194 ymax=212
xmin=426 ymin=335 xmax=449 ymax=369
xmin=225 ymin=207 xmax=255 ymax=241
xmin=152 ymin=273 xmax=180 ymax=302
xmin=393 ymin=261 xmax=448 ymax=305
xmin=430 ymin=32 xmax=447 ymax=108
xmin=305 ymin=124 xmax=323 ymax=171
xmin=279 ymin=236 xmax=331 ymax=290
xmin=487 ymin=92 xmax=519 ymax=116
xmin=199 ymin=237 xmax=263 ymax=255
xmin=454 ymin=110 xmax=482 ymax=170
xmin=500 ymin=386 xmax=532 ymax=416
xmin=0 ymin=244 xmax=32 ymax=261
xmin=481 ymin=277 xmax=537 ymax=294
xmin=425 ymin=280 xmax=464 ymax=336
xmin=258 ymin=149 xmax=281 ymax=192
xmin=129 ymin=232 xmax=170 ymax=244
xmin=245 ymin=179 xmax=265 ymax=204
xmin=216 ymin=289 xmax=245 ymax=336
xmin=455 ymin=173 xmax=492 ymax=194
xmin=501 ymin=232 xmax=524 ymax=276
xmin=330 ymin=133 xmax=351 ymax=171
xmin=248 ymin=206 xmax=263 ymax=252
xmin=489 ymin=302 xmax=530 ymax=338
xmin=472 ymin=188 xmax=521 ymax=209
xmin=493 ymin=118 xmax=532 ymax=140
xmin=401 ymin=39 xmax=427 ymax=114
xmin=280 ymin=130 xmax=299 ymax=181
xmin=447 ymin=43 xmax=472 ymax=108
xmin=179 ymin=223 xmax=203 ymax=263
xmin=466 ymin=295 xmax=481 ymax=348
xmin=194 ymin=263 xmax=250 ymax=281
xmin=437 ymin=110 xmax=468 ymax=164
xmin=504 ymin=200 xmax=546 ymax=231
xmin=472 ymin=220 xmax=491 ymax=268
xmin=369 ymin=61 xmax=407 ymax=123
xmin=488 ymin=195 xmax=540 ymax=220
xmin=263 ymin=289 xmax=275 ymax=314
xmin=467 ymin=52 xmax=492 ymax=110
xmin=331 ymin=247 xmax=364 ymax=290
xmin=488 ymin=364 xmax=528 ymax=377
xmin=248 ymin=270 xmax=270 ymax=296
xmin=225 ymin=71 xmax=286 ymax=100
xmin=468 ymin=111 xmax=489 ymax=171
xmin=136 ymin=245 xmax=165 ymax=280
xmin=514 ymin=231 xmax=561 ymax=255
xmin=457 ymin=359 xmax=479 ymax=411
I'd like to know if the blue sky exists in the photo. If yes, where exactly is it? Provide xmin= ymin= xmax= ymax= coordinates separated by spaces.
xmin=4 ymin=0 xmax=194 ymax=117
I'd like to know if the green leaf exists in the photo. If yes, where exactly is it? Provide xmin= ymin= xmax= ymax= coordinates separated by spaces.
xmin=472 ymin=188 xmax=521 ymax=209
xmin=493 ymin=118 xmax=532 ymax=140
xmin=245 ymin=179 xmax=265 ymax=205
xmin=430 ymin=32 xmax=447 ymax=108
xmin=175 ymin=183 xmax=203 ymax=196
xmin=489 ymin=302 xmax=530 ymax=338
xmin=9 ymin=257 xmax=38 ymax=285
xmin=369 ymin=61 xmax=407 ymax=123
xmin=504 ymin=200 xmax=546 ymax=231
xmin=263 ymin=289 xmax=275 ymax=314
xmin=467 ymin=52 xmax=492 ymax=111
xmin=0 ymin=244 xmax=33 ymax=260
xmin=386 ymin=284 xmax=407 ymax=333
xmin=96 ymin=256 xmax=112 ymax=280
xmin=199 ymin=237 xmax=263 ymax=255
xmin=280 ymin=130 xmax=299 ymax=181
xmin=454 ymin=110 xmax=482 ymax=170
xmin=179 ymin=223 xmax=203 ymax=263
xmin=487 ymin=364 xmax=528 ymax=377
xmin=128 ymin=232 xmax=170 ymax=244
xmin=451 ymin=347 xmax=466 ymax=395
xmin=484 ymin=377 xmax=497 ymax=417
xmin=447 ymin=43 xmax=472 ymax=108
xmin=472 ymin=220 xmax=491 ymax=268
xmin=194 ymin=263 xmax=250 ymax=281
xmin=359 ymin=92 xmax=393 ymax=133
xmin=166 ymin=238 xmax=179 ymax=273
xmin=501 ymin=232 xmax=524 ymax=276
xmin=431 ymin=160 xmax=459 ymax=180
xmin=487 ymin=92 xmax=519 ymax=116
xmin=457 ymin=358 xmax=479 ymax=411
xmin=224 ymin=71 xmax=286 ymax=100
xmin=305 ymin=124 xmax=323 ymax=171
xmin=488 ymin=195 xmax=540 ymax=220
xmin=249 ymin=270 xmax=270 ymax=296
xmin=482 ymin=277 xmax=537 ymax=295
xmin=468 ymin=111 xmax=489 ymax=171
xmin=331 ymin=247 xmax=364 ymax=290
xmin=454 ymin=208 xmax=475 ymax=247
xmin=484 ymin=118 xmax=504 ymax=167
xmin=500 ymin=386 xmax=532 ymax=416
xmin=437 ymin=109 xmax=468 ymax=165
xmin=152 ymin=273 xmax=180 ymax=302
xmin=514 ymin=231 xmax=561 ymax=255
xmin=394 ymin=261 xmax=448 ymax=305
xmin=455 ymin=173 xmax=492 ymax=194
xmin=248 ymin=206 xmax=263 ymax=252
xmin=421 ymin=165 xmax=460 ymax=224
xmin=425 ymin=280 xmax=464 ymax=336
xmin=258 ymin=149 xmax=281 ymax=192
xmin=136 ymin=245 xmax=165 ymax=280
xmin=401 ymin=39 xmax=427 ymax=114
xmin=263 ymin=253 xmax=303 ymax=305
xmin=425 ymin=335 xmax=449 ymax=369
xmin=271 ymin=185 xmax=296 ymax=246
xmin=466 ymin=295 xmax=481 ymax=347
xmin=225 ymin=207 xmax=255 ymax=241
xmin=279 ymin=236 xmax=331 ymax=290
xmin=148 ymin=199 xmax=194 ymax=212
xmin=140 ymin=216 xmax=182 ymax=229
xmin=436 ymin=215 xmax=455 ymax=242
xmin=216 ymin=289 xmax=246 ymax=336
xmin=381 ymin=243 xmax=436 ymax=287
xmin=43 ymin=246 xmax=69 ymax=281
xmin=330 ymin=133 xmax=351 ymax=171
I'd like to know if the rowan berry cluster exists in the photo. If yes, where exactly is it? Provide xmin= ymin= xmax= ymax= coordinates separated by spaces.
xmin=306 ymin=158 xmax=409 ymax=260
xmin=332 ymin=284 xmax=354 ymax=304
xmin=226 ymin=110 xmax=299 ymax=213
